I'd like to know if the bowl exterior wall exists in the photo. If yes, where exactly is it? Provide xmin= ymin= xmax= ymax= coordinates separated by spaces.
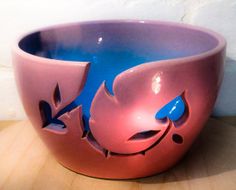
xmin=12 ymin=28 xmax=225 ymax=179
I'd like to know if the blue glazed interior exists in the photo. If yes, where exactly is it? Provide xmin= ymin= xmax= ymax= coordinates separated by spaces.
xmin=18 ymin=22 xmax=218 ymax=130
xmin=52 ymin=48 xmax=185 ymax=129
xmin=155 ymin=95 xmax=185 ymax=122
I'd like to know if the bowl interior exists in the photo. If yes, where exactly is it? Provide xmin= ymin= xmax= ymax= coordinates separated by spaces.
xmin=18 ymin=21 xmax=219 ymax=130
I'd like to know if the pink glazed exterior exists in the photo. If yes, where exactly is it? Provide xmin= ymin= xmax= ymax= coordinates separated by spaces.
xmin=12 ymin=20 xmax=226 ymax=179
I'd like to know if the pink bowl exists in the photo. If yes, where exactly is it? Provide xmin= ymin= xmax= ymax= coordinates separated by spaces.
xmin=12 ymin=20 xmax=226 ymax=179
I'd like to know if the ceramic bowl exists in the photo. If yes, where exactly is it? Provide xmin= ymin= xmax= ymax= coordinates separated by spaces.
xmin=12 ymin=20 xmax=226 ymax=179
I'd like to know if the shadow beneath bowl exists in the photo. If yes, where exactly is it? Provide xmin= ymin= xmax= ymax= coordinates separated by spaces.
xmin=132 ymin=117 xmax=236 ymax=184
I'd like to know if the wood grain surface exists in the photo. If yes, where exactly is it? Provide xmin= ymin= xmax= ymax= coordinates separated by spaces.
xmin=0 ymin=118 xmax=235 ymax=190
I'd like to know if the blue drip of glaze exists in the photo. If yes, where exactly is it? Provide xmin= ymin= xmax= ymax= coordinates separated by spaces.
xmin=155 ymin=96 xmax=185 ymax=122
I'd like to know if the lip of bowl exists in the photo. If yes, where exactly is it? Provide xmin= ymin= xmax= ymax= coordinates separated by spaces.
xmin=13 ymin=19 xmax=226 ymax=67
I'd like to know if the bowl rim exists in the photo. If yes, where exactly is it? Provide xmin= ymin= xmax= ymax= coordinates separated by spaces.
xmin=12 ymin=19 xmax=226 ymax=67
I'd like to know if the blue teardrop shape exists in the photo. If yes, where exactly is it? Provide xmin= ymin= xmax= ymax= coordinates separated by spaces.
xmin=155 ymin=96 xmax=185 ymax=121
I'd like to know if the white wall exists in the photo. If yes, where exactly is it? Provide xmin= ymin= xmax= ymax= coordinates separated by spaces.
xmin=0 ymin=0 xmax=236 ymax=119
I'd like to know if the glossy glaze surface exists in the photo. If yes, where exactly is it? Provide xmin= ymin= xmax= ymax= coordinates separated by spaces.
xmin=13 ymin=20 xmax=226 ymax=179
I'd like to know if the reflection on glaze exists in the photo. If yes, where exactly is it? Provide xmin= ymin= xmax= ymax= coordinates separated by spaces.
xmin=155 ymin=95 xmax=185 ymax=121
xmin=152 ymin=73 xmax=162 ymax=94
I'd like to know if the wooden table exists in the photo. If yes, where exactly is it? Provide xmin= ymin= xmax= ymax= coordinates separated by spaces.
xmin=0 ymin=118 xmax=235 ymax=190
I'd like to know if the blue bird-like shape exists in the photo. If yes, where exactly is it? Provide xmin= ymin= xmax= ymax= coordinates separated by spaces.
xmin=155 ymin=95 xmax=186 ymax=122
